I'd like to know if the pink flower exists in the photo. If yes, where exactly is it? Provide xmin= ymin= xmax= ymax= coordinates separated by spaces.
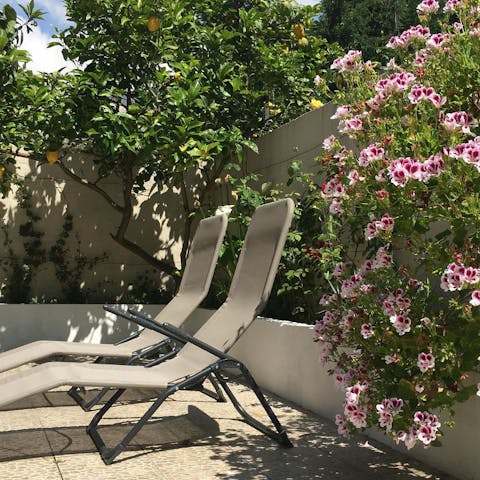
xmin=347 ymin=169 xmax=365 ymax=185
xmin=444 ymin=0 xmax=463 ymax=12
xmin=375 ymin=170 xmax=387 ymax=182
xmin=361 ymin=323 xmax=374 ymax=339
xmin=390 ymin=314 xmax=412 ymax=335
xmin=445 ymin=138 xmax=480 ymax=171
xmin=339 ymin=115 xmax=363 ymax=137
xmin=426 ymin=33 xmax=449 ymax=49
xmin=323 ymin=135 xmax=336 ymax=151
xmin=417 ymin=0 xmax=439 ymax=14
xmin=331 ymin=50 xmax=364 ymax=72
xmin=470 ymin=291 xmax=480 ymax=306
xmin=364 ymin=215 xmax=394 ymax=240
xmin=385 ymin=354 xmax=400 ymax=364
xmin=442 ymin=111 xmax=475 ymax=134
xmin=387 ymin=25 xmax=431 ymax=49
xmin=331 ymin=105 xmax=351 ymax=119
xmin=464 ymin=267 xmax=479 ymax=284
xmin=329 ymin=199 xmax=344 ymax=215
xmin=335 ymin=414 xmax=351 ymax=437
xmin=440 ymin=262 xmax=468 ymax=291
xmin=421 ymin=153 xmax=445 ymax=181
xmin=477 ymin=383 xmax=480 ymax=397
xmin=358 ymin=144 xmax=385 ymax=167
xmin=417 ymin=352 xmax=435 ymax=373
xmin=344 ymin=403 xmax=368 ymax=428
xmin=408 ymin=84 xmax=427 ymax=104
xmin=322 ymin=178 xmax=346 ymax=199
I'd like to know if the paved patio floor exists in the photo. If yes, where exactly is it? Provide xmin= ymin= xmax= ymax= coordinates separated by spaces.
xmin=0 ymin=369 xmax=457 ymax=480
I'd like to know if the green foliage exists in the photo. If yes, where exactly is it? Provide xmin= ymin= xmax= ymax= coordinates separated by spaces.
xmin=203 ymin=166 xmax=341 ymax=323
xmin=48 ymin=214 xmax=107 ymax=303
xmin=0 ymin=186 xmax=46 ymax=302
xmin=6 ymin=0 xmax=341 ymax=284
xmin=0 ymin=1 xmax=43 ymax=196
xmin=0 ymin=188 xmax=106 ymax=303
xmin=317 ymin=0 xmax=419 ymax=61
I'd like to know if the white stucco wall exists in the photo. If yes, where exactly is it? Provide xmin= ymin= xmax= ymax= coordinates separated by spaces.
xmin=0 ymin=304 xmax=478 ymax=480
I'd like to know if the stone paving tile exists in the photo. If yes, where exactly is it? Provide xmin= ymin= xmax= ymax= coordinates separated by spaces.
xmin=0 ymin=369 xmax=459 ymax=480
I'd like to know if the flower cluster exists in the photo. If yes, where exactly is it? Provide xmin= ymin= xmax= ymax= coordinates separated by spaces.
xmin=313 ymin=0 xmax=480 ymax=451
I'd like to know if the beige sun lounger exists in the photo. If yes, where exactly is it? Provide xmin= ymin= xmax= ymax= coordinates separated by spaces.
xmin=0 ymin=213 xmax=227 ymax=376
xmin=0 ymin=199 xmax=295 ymax=464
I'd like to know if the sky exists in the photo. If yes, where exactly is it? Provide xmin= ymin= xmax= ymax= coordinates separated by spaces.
xmin=4 ymin=0 xmax=318 ymax=73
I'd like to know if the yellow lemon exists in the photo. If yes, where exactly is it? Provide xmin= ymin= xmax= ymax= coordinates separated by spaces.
xmin=147 ymin=16 xmax=161 ymax=32
xmin=46 ymin=151 xmax=59 ymax=165
xmin=293 ymin=23 xmax=305 ymax=39
xmin=0 ymin=166 xmax=5 ymax=179
xmin=310 ymin=99 xmax=323 ymax=110
xmin=298 ymin=37 xmax=309 ymax=47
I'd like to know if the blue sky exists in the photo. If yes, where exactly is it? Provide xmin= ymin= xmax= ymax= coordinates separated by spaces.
xmin=4 ymin=0 xmax=318 ymax=72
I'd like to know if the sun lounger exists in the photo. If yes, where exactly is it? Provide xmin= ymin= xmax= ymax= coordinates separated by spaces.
xmin=0 ymin=199 xmax=295 ymax=464
xmin=0 ymin=213 xmax=227 ymax=410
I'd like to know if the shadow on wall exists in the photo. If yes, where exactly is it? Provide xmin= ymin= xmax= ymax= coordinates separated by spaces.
xmin=0 ymin=304 xmax=165 ymax=352
xmin=0 ymin=153 xmax=190 ymax=303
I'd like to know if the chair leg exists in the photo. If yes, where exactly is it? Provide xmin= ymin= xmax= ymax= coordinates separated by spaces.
xmin=188 ymin=374 xmax=227 ymax=402
xmin=214 ymin=363 xmax=293 ymax=448
xmin=86 ymin=387 xmax=175 ymax=465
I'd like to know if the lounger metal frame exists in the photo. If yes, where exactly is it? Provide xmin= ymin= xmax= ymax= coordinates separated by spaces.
xmin=86 ymin=311 xmax=293 ymax=464
xmin=69 ymin=306 xmax=227 ymax=411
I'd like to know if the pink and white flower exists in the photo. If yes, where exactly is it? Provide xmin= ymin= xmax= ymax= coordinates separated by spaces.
xmin=365 ymin=214 xmax=395 ymax=240
xmin=359 ymin=144 xmax=385 ymax=167
xmin=426 ymin=33 xmax=450 ymax=49
xmin=417 ymin=0 xmax=439 ymax=14
xmin=331 ymin=50 xmax=364 ymax=72
xmin=361 ymin=323 xmax=374 ymax=339
xmin=385 ymin=354 xmax=400 ymax=364
xmin=323 ymin=135 xmax=337 ymax=151
xmin=470 ymin=291 xmax=480 ymax=306
xmin=339 ymin=115 xmax=364 ymax=137
xmin=442 ymin=111 xmax=475 ymax=134
xmin=417 ymin=352 xmax=435 ymax=373
xmin=444 ymin=0 xmax=463 ymax=12
xmin=331 ymin=105 xmax=352 ymax=120
xmin=390 ymin=314 xmax=412 ymax=335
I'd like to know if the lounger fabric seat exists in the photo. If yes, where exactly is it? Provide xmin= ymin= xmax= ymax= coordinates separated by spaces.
xmin=0 ymin=199 xmax=295 ymax=464
xmin=0 ymin=213 xmax=228 ymax=374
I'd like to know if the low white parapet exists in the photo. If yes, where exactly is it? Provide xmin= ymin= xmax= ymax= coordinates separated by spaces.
xmin=0 ymin=304 xmax=477 ymax=479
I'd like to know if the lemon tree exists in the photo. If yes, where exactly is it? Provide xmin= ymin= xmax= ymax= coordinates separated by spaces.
xmin=12 ymin=0 xmax=339 ymax=283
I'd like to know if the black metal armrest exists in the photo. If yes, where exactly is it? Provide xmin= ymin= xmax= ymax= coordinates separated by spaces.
xmin=128 ymin=309 xmax=235 ymax=362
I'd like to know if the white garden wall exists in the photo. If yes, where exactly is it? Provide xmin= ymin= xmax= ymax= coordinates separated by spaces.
xmin=0 ymin=304 xmax=478 ymax=480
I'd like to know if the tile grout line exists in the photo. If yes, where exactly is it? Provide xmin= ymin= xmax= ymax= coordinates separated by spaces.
xmin=34 ymin=410 xmax=65 ymax=480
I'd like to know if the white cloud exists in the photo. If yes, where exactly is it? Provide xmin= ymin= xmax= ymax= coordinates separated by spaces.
xmin=35 ymin=0 xmax=68 ymax=24
xmin=22 ymin=25 xmax=74 ymax=73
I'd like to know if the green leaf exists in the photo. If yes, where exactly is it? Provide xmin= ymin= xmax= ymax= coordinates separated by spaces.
xmin=0 ymin=29 xmax=8 ymax=51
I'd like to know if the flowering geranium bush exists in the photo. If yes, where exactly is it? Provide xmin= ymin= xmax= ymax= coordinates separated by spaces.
xmin=314 ymin=0 xmax=480 ymax=449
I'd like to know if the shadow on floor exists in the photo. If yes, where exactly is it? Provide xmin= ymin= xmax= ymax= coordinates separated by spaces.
xmin=0 ymin=405 xmax=219 ymax=463
xmin=205 ymin=385 xmax=457 ymax=480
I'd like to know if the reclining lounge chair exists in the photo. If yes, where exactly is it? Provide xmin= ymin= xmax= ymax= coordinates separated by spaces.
xmin=0 ymin=213 xmax=227 ymax=409
xmin=0 ymin=199 xmax=295 ymax=464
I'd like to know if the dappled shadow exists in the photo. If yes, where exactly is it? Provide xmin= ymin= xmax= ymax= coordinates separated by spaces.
xmin=206 ymin=387 xmax=456 ymax=480
xmin=0 ymin=405 xmax=219 ymax=463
